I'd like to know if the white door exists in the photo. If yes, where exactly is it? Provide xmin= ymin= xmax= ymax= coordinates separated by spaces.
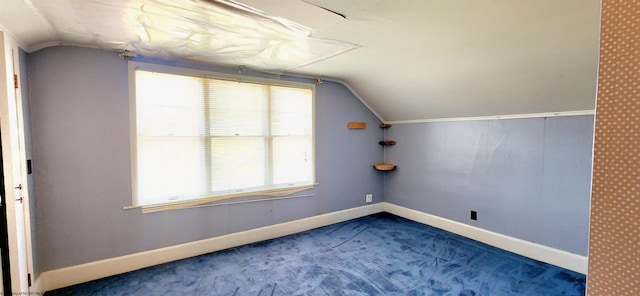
xmin=0 ymin=31 xmax=32 ymax=293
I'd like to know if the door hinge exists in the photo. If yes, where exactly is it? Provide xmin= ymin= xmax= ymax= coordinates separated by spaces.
xmin=14 ymin=74 xmax=18 ymax=89
xmin=27 ymin=273 xmax=31 ymax=287
xmin=15 ymin=184 xmax=24 ymax=203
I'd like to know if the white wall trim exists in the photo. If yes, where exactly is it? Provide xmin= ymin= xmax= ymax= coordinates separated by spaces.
xmin=383 ymin=202 xmax=588 ymax=274
xmin=40 ymin=203 xmax=384 ymax=292
xmin=280 ymin=71 xmax=386 ymax=123
xmin=40 ymin=202 xmax=588 ymax=292
xmin=323 ymin=78 xmax=386 ymax=123
xmin=387 ymin=110 xmax=595 ymax=125
xmin=31 ymin=274 xmax=45 ymax=294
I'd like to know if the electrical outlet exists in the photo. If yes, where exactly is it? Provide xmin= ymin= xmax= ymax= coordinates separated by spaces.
xmin=470 ymin=210 xmax=477 ymax=220
xmin=365 ymin=194 xmax=373 ymax=203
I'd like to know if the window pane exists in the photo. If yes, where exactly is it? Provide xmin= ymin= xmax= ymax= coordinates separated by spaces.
xmin=210 ymin=137 xmax=265 ymax=192
xmin=208 ymin=80 xmax=267 ymax=136
xmin=273 ymin=136 xmax=313 ymax=185
xmin=136 ymin=71 xmax=204 ymax=136
xmin=271 ymin=86 xmax=312 ymax=136
xmin=133 ymin=67 xmax=315 ymax=207
xmin=137 ymin=137 xmax=206 ymax=205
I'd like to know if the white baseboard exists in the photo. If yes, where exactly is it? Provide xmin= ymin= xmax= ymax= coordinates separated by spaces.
xmin=40 ymin=202 xmax=587 ymax=292
xmin=31 ymin=274 xmax=45 ymax=294
xmin=383 ymin=202 xmax=588 ymax=274
xmin=41 ymin=203 xmax=385 ymax=292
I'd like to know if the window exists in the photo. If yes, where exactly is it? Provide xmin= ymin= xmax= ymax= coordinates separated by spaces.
xmin=131 ymin=64 xmax=315 ymax=209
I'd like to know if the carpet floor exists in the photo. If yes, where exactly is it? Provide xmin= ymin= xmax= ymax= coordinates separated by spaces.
xmin=45 ymin=213 xmax=586 ymax=295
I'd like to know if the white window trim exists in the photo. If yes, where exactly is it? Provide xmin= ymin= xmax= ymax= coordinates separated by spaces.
xmin=127 ymin=61 xmax=317 ymax=212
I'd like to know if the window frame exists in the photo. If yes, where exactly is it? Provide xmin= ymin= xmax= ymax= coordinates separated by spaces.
xmin=128 ymin=62 xmax=316 ymax=209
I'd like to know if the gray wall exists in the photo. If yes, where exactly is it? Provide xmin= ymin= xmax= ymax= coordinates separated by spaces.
xmin=27 ymin=46 xmax=384 ymax=271
xmin=19 ymin=49 xmax=39 ymax=279
xmin=26 ymin=45 xmax=594 ymax=272
xmin=384 ymin=116 xmax=594 ymax=255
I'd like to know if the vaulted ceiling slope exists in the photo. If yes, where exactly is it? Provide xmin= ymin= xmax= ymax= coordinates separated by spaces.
xmin=0 ymin=0 xmax=601 ymax=122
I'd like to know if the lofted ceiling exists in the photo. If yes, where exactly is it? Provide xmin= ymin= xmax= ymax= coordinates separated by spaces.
xmin=0 ymin=0 xmax=601 ymax=122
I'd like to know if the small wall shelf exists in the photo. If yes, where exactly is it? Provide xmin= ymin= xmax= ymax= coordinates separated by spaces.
xmin=374 ymin=123 xmax=396 ymax=171
xmin=378 ymin=140 xmax=396 ymax=146
xmin=373 ymin=163 xmax=396 ymax=171
xmin=348 ymin=122 xmax=366 ymax=129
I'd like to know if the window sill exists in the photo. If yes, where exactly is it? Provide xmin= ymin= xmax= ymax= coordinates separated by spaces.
xmin=124 ymin=184 xmax=317 ymax=213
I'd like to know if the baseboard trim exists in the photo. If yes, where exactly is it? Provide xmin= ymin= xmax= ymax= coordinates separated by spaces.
xmin=31 ymin=274 xmax=45 ymax=294
xmin=383 ymin=202 xmax=588 ymax=274
xmin=41 ymin=203 xmax=385 ymax=291
xmin=40 ymin=202 xmax=587 ymax=291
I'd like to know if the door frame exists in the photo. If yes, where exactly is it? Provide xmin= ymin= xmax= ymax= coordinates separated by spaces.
xmin=0 ymin=31 xmax=33 ymax=294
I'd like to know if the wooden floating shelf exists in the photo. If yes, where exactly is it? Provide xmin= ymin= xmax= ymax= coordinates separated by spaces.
xmin=379 ymin=140 xmax=397 ymax=146
xmin=375 ymin=123 xmax=395 ymax=172
xmin=348 ymin=122 xmax=366 ymax=129
xmin=373 ymin=163 xmax=397 ymax=171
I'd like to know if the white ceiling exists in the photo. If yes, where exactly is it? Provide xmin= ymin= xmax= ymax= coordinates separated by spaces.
xmin=0 ymin=0 xmax=601 ymax=122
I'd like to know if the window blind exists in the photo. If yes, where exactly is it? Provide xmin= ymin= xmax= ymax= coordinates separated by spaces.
xmin=133 ymin=69 xmax=314 ymax=211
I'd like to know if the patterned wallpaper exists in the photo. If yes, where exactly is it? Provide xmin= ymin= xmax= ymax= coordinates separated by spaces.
xmin=588 ymin=0 xmax=640 ymax=295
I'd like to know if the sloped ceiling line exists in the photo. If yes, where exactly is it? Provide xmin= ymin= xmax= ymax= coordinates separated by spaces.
xmin=0 ymin=0 xmax=601 ymax=122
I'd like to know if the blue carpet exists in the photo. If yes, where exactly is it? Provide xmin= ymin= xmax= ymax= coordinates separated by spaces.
xmin=45 ymin=213 xmax=585 ymax=295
